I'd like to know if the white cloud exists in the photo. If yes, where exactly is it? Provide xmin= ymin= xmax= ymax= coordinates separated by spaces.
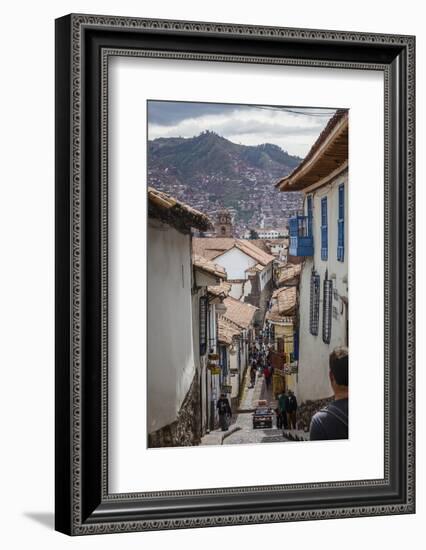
xmin=148 ymin=105 xmax=335 ymax=157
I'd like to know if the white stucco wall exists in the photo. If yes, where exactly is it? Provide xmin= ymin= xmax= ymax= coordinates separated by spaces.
xmin=229 ymin=282 xmax=244 ymax=300
xmin=259 ymin=263 xmax=273 ymax=291
xmin=296 ymin=172 xmax=349 ymax=403
xmin=242 ymin=278 xmax=252 ymax=299
xmin=147 ymin=220 xmax=196 ymax=433
xmin=214 ymin=246 xmax=256 ymax=280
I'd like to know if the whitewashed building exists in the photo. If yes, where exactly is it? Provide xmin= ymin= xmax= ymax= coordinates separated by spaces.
xmin=193 ymin=237 xmax=275 ymax=327
xmin=147 ymin=188 xmax=219 ymax=447
xmin=276 ymin=110 xmax=349 ymax=403
xmin=268 ymin=240 xmax=289 ymax=262
xmin=218 ymin=296 xmax=257 ymax=405
xmin=192 ymin=256 xmax=228 ymax=433
xmin=244 ymin=228 xmax=288 ymax=239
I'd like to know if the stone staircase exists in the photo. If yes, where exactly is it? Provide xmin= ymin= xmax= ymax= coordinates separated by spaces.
xmin=282 ymin=429 xmax=309 ymax=442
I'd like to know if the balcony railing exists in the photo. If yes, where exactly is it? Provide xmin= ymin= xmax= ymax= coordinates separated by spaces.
xmin=289 ymin=216 xmax=314 ymax=257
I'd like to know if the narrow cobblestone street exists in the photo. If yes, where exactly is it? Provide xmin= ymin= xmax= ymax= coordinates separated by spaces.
xmin=225 ymin=367 xmax=287 ymax=445
xmin=201 ymin=366 xmax=288 ymax=446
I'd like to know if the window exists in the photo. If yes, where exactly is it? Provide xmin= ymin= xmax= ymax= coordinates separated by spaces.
xmin=321 ymin=197 xmax=328 ymax=261
xmin=322 ymin=274 xmax=333 ymax=344
xmin=337 ymin=183 xmax=345 ymax=261
xmin=309 ymin=270 xmax=320 ymax=335
xmin=307 ymin=195 xmax=313 ymax=237
xmin=293 ymin=329 xmax=299 ymax=361
xmin=288 ymin=215 xmax=314 ymax=255
xmin=219 ymin=345 xmax=228 ymax=377
xmin=199 ymin=295 xmax=208 ymax=356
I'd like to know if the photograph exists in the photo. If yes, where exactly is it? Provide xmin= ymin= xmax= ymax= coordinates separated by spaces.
xmin=147 ymin=100 xmax=349 ymax=448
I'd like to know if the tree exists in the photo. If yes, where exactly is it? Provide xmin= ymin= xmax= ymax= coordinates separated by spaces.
xmin=249 ymin=229 xmax=259 ymax=240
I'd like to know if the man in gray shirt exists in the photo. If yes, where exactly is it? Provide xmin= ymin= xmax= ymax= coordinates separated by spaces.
xmin=309 ymin=347 xmax=348 ymax=441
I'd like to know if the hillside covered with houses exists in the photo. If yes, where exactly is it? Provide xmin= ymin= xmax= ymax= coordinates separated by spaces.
xmin=148 ymin=131 xmax=303 ymax=237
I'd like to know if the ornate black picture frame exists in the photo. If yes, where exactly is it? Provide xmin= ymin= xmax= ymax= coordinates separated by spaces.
xmin=55 ymin=14 xmax=415 ymax=535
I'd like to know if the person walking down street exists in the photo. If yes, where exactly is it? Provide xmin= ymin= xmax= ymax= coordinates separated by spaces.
xmin=249 ymin=362 xmax=257 ymax=389
xmin=278 ymin=391 xmax=288 ymax=429
xmin=249 ymin=346 xmax=257 ymax=364
xmin=310 ymin=347 xmax=349 ymax=441
xmin=287 ymin=390 xmax=298 ymax=429
xmin=216 ymin=393 xmax=232 ymax=431
xmin=263 ymin=364 xmax=272 ymax=389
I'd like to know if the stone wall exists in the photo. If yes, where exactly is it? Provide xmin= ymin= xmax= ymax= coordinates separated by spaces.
xmin=148 ymin=372 xmax=201 ymax=448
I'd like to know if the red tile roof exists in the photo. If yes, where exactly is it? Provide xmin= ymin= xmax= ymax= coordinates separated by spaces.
xmin=193 ymin=238 xmax=275 ymax=266
xmin=274 ymin=286 xmax=297 ymax=316
xmin=192 ymin=254 xmax=226 ymax=279
xmin=207 ymin=281 xmax=232 ymax=298
xmin=277 ymin=263 xmax=302 ymax=285
xmin=222 ymin=296 xmax=258 ymax=329
xmin=148 ymin=187 xmax=212 ymax=232
xmin=218 ymin=317 xmax=241 ymax=345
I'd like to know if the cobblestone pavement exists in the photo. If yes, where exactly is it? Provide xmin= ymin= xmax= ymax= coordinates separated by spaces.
xmin=224 ymin=411 xmax=287 ymax=445
xmin=201 ymin=366 xmax=291 ymax=446
xmin=224 ymin=366 xmax=288 ymax=445
xmin=239 ymin=365 xmax=274 ymax=410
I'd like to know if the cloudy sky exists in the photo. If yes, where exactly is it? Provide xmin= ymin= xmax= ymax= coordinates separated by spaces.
xmin=147 ymin=101 xmax=338 ymax=158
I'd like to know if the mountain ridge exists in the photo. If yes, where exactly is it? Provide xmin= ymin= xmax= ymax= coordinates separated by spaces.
xmin=148 ymin=131 xmax=302 ymax=181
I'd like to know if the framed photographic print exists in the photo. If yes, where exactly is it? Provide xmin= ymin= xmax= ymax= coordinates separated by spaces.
xmin=55 ymin=14 xmax=415 ymax=535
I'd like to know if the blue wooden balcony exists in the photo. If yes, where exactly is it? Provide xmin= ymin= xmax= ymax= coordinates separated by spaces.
xmin=289 ymin=216 xmax=314 ymax=257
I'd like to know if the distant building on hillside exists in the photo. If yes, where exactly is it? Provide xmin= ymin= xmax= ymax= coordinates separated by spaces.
xmin=244 ymin=227 xmax=289 ymax=240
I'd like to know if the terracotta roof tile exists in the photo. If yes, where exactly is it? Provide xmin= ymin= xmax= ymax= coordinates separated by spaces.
xmin=277 ymin=263 xmax=302 ymax=285
xmin=265 ymin=303 xmax=283 ymax=323
xmin=148 ymin=187 xmax=212 ymax=232
xmin=218 ymin=317 xmax=241 ymax=345
xmin=207 ymin=281 xmax=232 ymax=298
xmin=266 ymin=305 xmax=295 ymax=324
xmin=273 ymin=286 xmax=297 ymax=316
xmin=192 ymin=238 xmax=235 ymax=260
xmin=235 ymin=240 xmax=275 ymax=266
xmin=192 ymin=238 xmax=275 ymax=266
xmin=193 ymin=254 xmax=226 ymax=279
xmin=222 ymin=296 xmax=258 ymax=329
xmin=249 ymin=239 xmax=272 ymax=253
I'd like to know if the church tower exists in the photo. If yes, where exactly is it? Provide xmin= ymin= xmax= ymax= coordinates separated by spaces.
xmin=214 ymin=208 xmax=233 ymax=237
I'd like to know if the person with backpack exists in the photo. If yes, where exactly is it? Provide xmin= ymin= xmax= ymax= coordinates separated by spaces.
xmin=216 ymin=393 xmax=232 ymax=431
xmin=309 ymin=347 xmax=349 ymax=440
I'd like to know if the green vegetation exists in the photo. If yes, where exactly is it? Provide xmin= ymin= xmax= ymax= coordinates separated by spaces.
xmin=148 ymin=131 xmax=302 ymax=182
